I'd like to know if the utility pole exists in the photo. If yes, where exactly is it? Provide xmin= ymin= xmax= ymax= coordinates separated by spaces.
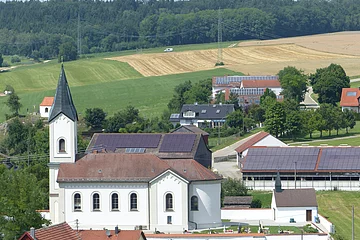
xmin=217 ymin=8 xmax=223 ymax=65
xmin=352 ymin=205 xmax=354 ymax=240
xmin=294 ymin=161 xmax=297 ymax=189
xmin=77 ymin=12 xmax=81 ymax=56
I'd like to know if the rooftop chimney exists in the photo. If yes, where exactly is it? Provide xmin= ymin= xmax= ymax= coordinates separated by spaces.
xmin=115 ymin=225 xmax=119 ymax=235
xmin=30 ymin=227 xmax=36 ymax=240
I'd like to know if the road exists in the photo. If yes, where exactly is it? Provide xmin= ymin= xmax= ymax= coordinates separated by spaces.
xmin=213 ymin=132 xmax=262 ymax=179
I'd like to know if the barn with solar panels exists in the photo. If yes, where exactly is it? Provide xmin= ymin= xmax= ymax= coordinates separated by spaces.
xmin=48 ymin=65 xmax=222 ymax=233
xmin=241 ymin=147 xmax=360 ymax=191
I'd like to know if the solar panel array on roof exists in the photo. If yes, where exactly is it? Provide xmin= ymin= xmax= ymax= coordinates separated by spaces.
xmin=243 ymin=148 xmax=320 ymax=171
xmin=159 ymin=134 xmax=196 ymax=152
xmin=95 ymin=134 xmax=162 ymax=152
xmin=170 ymin=113 xmax=180 ymax=119
xmin=230 ymin=88 xmax=266 ymax=96
xmin=215 ymin=76 xmax=278 ymax=85
xmin=125 ymin=148 xmax=146 ymax=153
xmin=318 ymin=148 xmax=360 ymax=170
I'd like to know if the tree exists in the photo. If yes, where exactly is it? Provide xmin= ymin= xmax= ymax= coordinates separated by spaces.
xmin=278 ymin=66 xmax=307 ymax=103
xmin=226 ymin=110 xmax=244 ymax=129
xmin=310 ymin=64 xmax=350 ymax=105
xmin=260 ymin=88 xmax=276 ymax=105
xmin=167 ymin=80 xmax=192 ymax=112
xmin=342 ymin=109 xmax=356 ymax=133
xmin=5 ymin=93 xmax=22 ymax=116
xmin=84 ymin=108 xmax=107 ymax=129
xmin=250 ymin=199 xmax=262 ymax=208
xmin=183 ymin=78 xmax=212 ymax=104
xmin=302 ymin=110 xmax=320 ymax=138
xmin=215 ymin=91 xmax=225 ymax=104
xmin=221 ymin=178 xmax=248 ymax=197
xmin=264 ymin=102 xmax=286 ymax=138
xmin=104 ymin=106 xmax=144 ymax=133
xmin=0 ymin=169 xmax=49 ymax=240
xmin=332 ymin=107 xmax=345 ymax=135
xmin=58 ymin=40 xmax=78 ymax=62
xmin=248 ymin=104 xmax=266 ymax=124
xmin=226 ymin=92 xmax=240 ymax=110
xmin=318 ymin=103 xmax=336 ymax=136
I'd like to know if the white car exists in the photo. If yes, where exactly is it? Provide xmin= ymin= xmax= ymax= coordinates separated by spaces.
xmin=164 ymin=48 xmax=173 ymax=52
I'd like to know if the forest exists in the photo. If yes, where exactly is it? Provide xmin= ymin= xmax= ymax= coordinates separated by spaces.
xmin=1 ymin=0 xmax=360 ymax=60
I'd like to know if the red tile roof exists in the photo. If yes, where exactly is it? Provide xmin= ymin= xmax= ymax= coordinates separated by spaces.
xmin=242 ymin=80 xmax=281 ymax=88
xmin=40 ymin=96 xmax=54 ymax=106
xmin=80 ymin=230 xmax=145 ymax=240
xmin=18 ymin=222 xmax=79 ymax=240
xmin=235 ymin=131 xmax=270 ymax=153
xmin=340 ymin=88 xmax=360 ymax=107
xmin=58 ymin=153 xmax=221 ymax=183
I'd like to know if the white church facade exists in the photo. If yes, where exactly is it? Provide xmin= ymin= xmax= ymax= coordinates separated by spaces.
xmin=48 ymin=65 xmax=222 ymax=232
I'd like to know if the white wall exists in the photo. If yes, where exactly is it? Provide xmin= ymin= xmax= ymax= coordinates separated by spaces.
xmin=342 ymin=106 xmax=359 ymax=113
xmin=274 ymin=207 xmax=318 ymax=223
xmin=221 ymin=209 xmax=272 ymax=220
xmin=150 ymin=171 xmax=188 ymax=232
xmin=50 ymin=113 xmax=77 ymax=164
xmin=61 ymin=182 xmax=149 ymax=230
xmin=269 ymin=87 xmax=282 ymax=96
xmin=147 ymin=234 xmax=328 ymax=240
xmin=318 ymin=214 xmax=334 ymax=233
xmin=189 ymin=181 xmax=222 ymax=229
xmin=40 ymin=105 xmax=51 ymax=118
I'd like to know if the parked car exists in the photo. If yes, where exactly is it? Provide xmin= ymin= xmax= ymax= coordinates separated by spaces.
xmin=164 ymin=48 xmax=173 ymax=52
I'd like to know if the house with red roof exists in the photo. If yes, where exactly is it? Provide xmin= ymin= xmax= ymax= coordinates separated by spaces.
xmin=39 ymin=96 xmax=54 ymax=118
xmin=48 ymin=65 xmax=222 ymax=234
xmin=340 ymin=88 xmax=360 ymax=112
xmin=18 ymin=222 xmax=79 ymax=240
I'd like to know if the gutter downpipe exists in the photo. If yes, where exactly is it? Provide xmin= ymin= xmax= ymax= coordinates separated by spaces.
xmin=148 ymin=182 xmax=151 ymax=231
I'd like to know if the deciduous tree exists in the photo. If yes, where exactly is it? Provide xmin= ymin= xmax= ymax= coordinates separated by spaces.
xmin=264 ymin=102 xmax=286 ymax=138
xmin=278 ymin=66 xmax=307 ymax=103
xmin=5 ymin=93 xmax=22 ymax=116
xmin=84 ymin=108 xmax=107 ymax=129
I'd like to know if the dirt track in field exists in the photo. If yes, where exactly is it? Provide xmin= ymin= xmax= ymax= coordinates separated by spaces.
xmin=107 ymin=31 xmax=360 ymax=76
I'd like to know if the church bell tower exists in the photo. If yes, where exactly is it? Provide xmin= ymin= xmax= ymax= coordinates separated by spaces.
xmin=48 ymin=64 xmax=78 ymax=224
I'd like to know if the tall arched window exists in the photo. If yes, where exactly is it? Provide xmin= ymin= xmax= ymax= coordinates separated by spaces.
xmin=45 ymin=107 xmax=49 ymax=113
xmin=111 ymin=193 xmax=119 ymax=211
xmin=59 ymin=139 xmax=65 ymax=152
xmin=93 ymin=193 xmax=100 ymax=211
xmin=191 ymin=196 xmax=198 ymax=211
xmin=74 ymin=193 xmax=81 ymax=211
xmin=165 ymin=193 xmax=173 ymax=211
xmin=130 ymin=193 xmax=137 ymax=211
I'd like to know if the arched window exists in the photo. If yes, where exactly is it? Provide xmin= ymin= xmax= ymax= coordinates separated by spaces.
xmin=93 ymin=193 xmax=100 ymax=211
xmin=165 ymin=193 xmax=173 ymax=211
xmin=111 ymin=193 xmax=119 ymax=211
xmin=59 ymin=139 xmax=65 ymax=152
xmin=74 ymin=193 xmax=81 ymax=211
xmin=191 ymin=196 xmax=198 ymax=211
xmin=45 ymin=107 xmax=49 ymax=113
xmin=130 ymin=193 xmax=137 ymax=211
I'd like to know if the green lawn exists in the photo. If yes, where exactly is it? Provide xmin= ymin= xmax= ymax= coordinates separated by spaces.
xmin=291 ymin=135 xmax=360 ymax=146
xmin=0 ymin=68 xmax=240 ymax=123
xmin=350 ymin=81 xmax=360 ymax=88
xmin=247 ymin=191 xmax=360 ymax=240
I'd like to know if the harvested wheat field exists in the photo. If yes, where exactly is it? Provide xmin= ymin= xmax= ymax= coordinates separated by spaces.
xmin=108 ymin=31 xmax=360 ymax=76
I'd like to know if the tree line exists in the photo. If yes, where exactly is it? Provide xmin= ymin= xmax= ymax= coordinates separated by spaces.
xmin=1 ymin=0 xmax=360 ymax=61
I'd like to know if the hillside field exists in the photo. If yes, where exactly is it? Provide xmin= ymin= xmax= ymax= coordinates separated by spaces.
xmin=109 ymin=31 xmax=360 ymax=77
xmin=0 ymin=68 xmax=239 ymax=123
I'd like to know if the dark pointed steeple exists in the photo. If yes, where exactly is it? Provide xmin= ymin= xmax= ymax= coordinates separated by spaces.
xmin=48 ymin=65 xmax=78 ymax=122
xmin=275 ymin=171 xmax=282 ymax=192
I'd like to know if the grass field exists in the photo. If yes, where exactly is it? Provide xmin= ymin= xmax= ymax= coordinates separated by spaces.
xmin=248 ymin=191 xmax=360 ymax=239
xmin=0 ymin=68 xmax=240 ymax=123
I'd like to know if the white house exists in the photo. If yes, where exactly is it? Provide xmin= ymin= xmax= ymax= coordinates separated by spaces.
xmin=39 ymin=97 xmax=54 ymax=118
xmin=235 ymin=131 xmax=287 ymax=165
xmin=271 ymin=173 xmax=318 ymax=223
xmin=340 ymin=88 xmax=360 ymax=113
xmin=48 ymin=65 xmax=222 ymax=232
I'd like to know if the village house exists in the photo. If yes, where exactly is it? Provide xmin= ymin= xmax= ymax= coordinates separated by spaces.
xmin=48 ymin=65 xmax=222 ymax=232
xmin=39 ymin=96 xmax=54 ymax=118
xmin=169 ymin=103 xmax=234 ymax=128
xmin=171 ymin=125 xmax=210 ymax=145
xmin=340 ymin=88 xmax=360 ymax=112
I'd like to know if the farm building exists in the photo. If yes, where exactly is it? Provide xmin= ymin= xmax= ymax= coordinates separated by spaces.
xmin=211 ymin=75 xmax=283 ymax=106
xmin=235 ymin=131 xmax=287 ymax=165
xmin=340 ymin=88 xmax=360 ymax=112
xmin=242 ymin=147 xmax=360 ymax=191
xmin=39 ymin=96 xmax=54 ymax=118
xmin=271 ymin=172 xmax=318 ymax=223
xmin=169 ymin=104 xmax=234 ymax=129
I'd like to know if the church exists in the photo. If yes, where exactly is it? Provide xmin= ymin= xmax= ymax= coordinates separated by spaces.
xmin=48 ymin=65 xmax=222 ymax=232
